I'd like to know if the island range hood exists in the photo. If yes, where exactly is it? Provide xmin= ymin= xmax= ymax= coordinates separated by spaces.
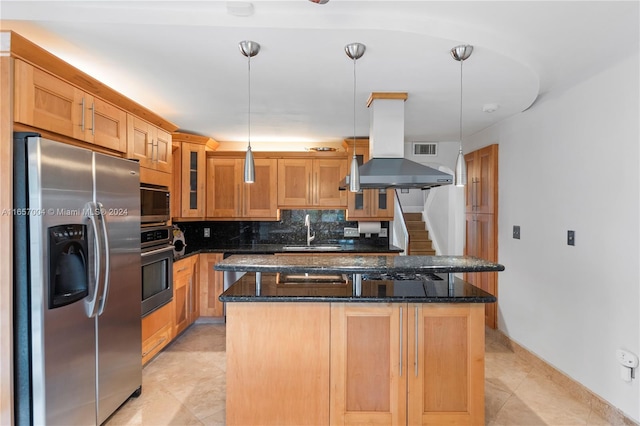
xmin=339 ymin=92 xmax=453 ymax=190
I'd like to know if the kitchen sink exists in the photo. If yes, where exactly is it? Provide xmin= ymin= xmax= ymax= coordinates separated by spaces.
xmin=282 ymin=245 xmax=343 ymax=252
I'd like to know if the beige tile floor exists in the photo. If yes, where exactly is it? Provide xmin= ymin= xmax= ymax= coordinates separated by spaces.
xmin=106 ymin=323 xmax=618 ymax=426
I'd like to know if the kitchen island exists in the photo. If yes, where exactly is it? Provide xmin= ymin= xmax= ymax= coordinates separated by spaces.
xmin=216 ymin=255 xmax=504 ymax=426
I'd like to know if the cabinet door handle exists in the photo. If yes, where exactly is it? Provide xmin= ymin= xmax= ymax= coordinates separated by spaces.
xmin=90 ymin=102 xmax=95 ymax=135
xmin=176 ymin=267 xmax=188 ymax=273
xmin=80 ymin=98 xmax=86 ymax=132
xmin=149 ymin=139 xmax=155 ymax=163
xmin=399 ymin=306 xmax=403 ymax=377
xmin=308 ymin=173 xmax=312 ymax=204
xmin=414 ymin=305 xmax=419 ymax=377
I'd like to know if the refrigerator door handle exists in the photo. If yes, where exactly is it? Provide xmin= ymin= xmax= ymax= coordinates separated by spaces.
xmin=85 ymin=202 xmax=107 ymax=318
xmin=96 ymin=202 xmax=111 ymax=316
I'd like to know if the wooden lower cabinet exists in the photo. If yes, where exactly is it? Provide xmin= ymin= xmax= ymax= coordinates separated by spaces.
xmin=225 ymin=301 xmax=486 ymax=425
xmin=408 ymin=304 xmax=485 ymax=425
xmin=226 ymin=302 xmax=330 ymax=425
xmin=173 ymin=256 xmax=199 ymax=337
xmin=330 ymin=303 xmax=485 ymax=426
xmin=199 ymin=253 xmax=225 ymax=317
xmin=330 ymin=303 xmax=406 ymax=425
xmin=141 ymin=302 xmax=173 ymax=365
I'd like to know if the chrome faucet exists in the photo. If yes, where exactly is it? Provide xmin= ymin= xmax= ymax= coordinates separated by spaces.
xmin=304 ymin=214 xmax=315 ymax=246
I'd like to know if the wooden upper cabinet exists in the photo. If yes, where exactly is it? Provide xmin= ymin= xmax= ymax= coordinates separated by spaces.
xmin=88 ymin=96 xmax=128 ymax=152
xmin=315 ymin=159 xmax=348 ymax=207
xmin=277 ymin=158 xmax=313 ymax=206
xmin=244 ymin=159 xmax=278 ymax=217
xmin=179 ymin=142 xmax=207 ymax=218
xmin=465 ymin=144 xmax=498 ymax=214
xmin=127 ymin=115 xmax=172 ymax=173
xmin=206 ymin=157 xmax=278 ymax=219
xmin=171 ymin=133 xmax=219 ymax=220
xmin=347 ymin=189 xmax=394 ymax=220
xmin=14 ymin=59 xmax=127 ymax=152
xmin=278 ymin=158 xmax=347 ymax=208
xmin=206 ymin=158 xmax=241 ymax=218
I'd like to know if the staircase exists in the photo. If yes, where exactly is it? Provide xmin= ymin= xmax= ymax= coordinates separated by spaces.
xmin=403 ymin=213 xmax=436 ymax=255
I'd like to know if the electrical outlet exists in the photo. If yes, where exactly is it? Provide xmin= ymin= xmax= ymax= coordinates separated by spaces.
xmin=567 ymin=230 xmax=575 ymax=246
xmin=204 ymin=228 xmax=211 ymax=238
xmin=344 ymin=227 xmax=359 ymax=237
xmin=379 ymin=228 xmax=388 ymax=237
xmin=513 ymin=225 xmax=520 ymax=239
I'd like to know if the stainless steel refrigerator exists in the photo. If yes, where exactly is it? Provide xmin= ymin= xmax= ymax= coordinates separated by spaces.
xmin=13 ymin=133 xmax=142 ymax=425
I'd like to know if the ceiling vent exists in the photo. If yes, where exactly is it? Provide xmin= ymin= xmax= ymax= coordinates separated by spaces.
xmin=413 ymin=142 xmax=438 ymax=156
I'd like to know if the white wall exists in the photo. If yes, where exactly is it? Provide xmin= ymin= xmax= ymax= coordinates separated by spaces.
xmin=466 ymin=53 xmax=640 ymax=421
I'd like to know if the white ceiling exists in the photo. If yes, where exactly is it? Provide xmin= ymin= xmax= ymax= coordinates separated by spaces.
xmin=1 ymin=1 xmax=638 ymax=148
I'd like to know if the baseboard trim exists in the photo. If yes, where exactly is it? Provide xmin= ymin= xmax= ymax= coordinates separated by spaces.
xmin=486 ymin=327 xmax=639 ymax=426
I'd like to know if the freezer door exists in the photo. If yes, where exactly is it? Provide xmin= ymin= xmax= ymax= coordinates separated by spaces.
xmin=93 ymin=152 xmax=142 ymax=423
xmin=26 ymin=137 xmax=98 ymax=425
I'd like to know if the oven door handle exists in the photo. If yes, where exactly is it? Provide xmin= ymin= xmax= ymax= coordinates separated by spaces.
xmin=141 ymin=245 xmax=175 ymax=258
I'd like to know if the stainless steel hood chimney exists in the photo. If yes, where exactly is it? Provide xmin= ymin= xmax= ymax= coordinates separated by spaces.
xmin=339 ymin=92 xmax=453 ymax=190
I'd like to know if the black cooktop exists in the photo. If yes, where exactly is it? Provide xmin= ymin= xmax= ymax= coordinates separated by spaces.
xmin=360 ymin=272 xmax=443 ymax=281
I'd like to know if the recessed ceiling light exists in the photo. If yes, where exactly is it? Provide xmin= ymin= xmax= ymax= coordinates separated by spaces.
xmin=227 ymin=2 xmax=254 ymax=17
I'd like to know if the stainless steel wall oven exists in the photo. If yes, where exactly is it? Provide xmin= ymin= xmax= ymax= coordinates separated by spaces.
xmin=141 ymin=226 xmax=173 ymax=317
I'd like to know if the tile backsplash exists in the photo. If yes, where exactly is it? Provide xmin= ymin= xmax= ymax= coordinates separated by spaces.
xmin=176 ymin=209 xmax=389 ymax=250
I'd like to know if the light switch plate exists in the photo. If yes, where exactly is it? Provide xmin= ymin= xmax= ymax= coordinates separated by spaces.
xmin=567 ymin=230 xmax=575 ymax=246
xmin=379 ymin=228 xmax=388 ymax=237
xmin=513 ymin=225 xmax=520 ymax=239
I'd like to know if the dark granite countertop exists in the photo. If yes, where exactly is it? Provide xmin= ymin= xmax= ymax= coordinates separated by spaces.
xmin=175 ymin=243 xmax=402 ymax=261
xmin=219 ymin=272 xmax=497 ymax=304
xmin=214 ymin=254 xmax=504 ymax=274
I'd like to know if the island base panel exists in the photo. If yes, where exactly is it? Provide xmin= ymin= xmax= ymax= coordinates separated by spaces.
xmin=225 ymin=302 xmax=330 ymax=426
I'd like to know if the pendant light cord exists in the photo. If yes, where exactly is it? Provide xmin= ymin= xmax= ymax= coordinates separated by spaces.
xmin=459 ymin=58 xmax=463 ymax=149
xmin=353 ymin=56 xmax=357 ymax=157
xmin=248 ymin=53 xmax=252 ymax=149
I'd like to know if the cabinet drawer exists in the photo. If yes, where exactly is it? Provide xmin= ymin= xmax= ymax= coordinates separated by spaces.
xmin=141 ymin=322 xmax=172 ymax=365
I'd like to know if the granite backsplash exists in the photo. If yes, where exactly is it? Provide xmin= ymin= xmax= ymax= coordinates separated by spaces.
xmin=175 ymin=209 xmax=389 ymax=251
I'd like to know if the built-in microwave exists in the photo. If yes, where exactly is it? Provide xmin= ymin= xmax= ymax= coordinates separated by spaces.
xmin=140 ymin=184 xmax=170 ymax=224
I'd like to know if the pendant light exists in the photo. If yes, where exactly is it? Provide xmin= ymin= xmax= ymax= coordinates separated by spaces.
xmin=345 ymin=42 xmax=366 ymax=193
xmin=451 ymin=44 xmax=473 ymax=187
xmin=239 ymin=40 xmax=260 ymax=183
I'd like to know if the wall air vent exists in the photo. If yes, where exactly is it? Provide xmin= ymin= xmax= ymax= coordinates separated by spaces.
xmin=412 ymin=142 xmax=438 ymax=156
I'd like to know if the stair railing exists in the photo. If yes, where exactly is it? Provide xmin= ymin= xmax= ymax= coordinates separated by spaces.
xmin=392 ymin=190 xmax=410 ymax=255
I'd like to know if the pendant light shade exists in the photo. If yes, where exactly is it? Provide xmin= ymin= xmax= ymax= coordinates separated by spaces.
xmin=451 ymin=44 xmax=473 ymax=187
xmin=345 ymin=42 xmax=366 ymax=193
xmin=239 ymin=40 xmax=260 ymax=183
xmin=244 ymin=145 xmax=255 ymax=183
